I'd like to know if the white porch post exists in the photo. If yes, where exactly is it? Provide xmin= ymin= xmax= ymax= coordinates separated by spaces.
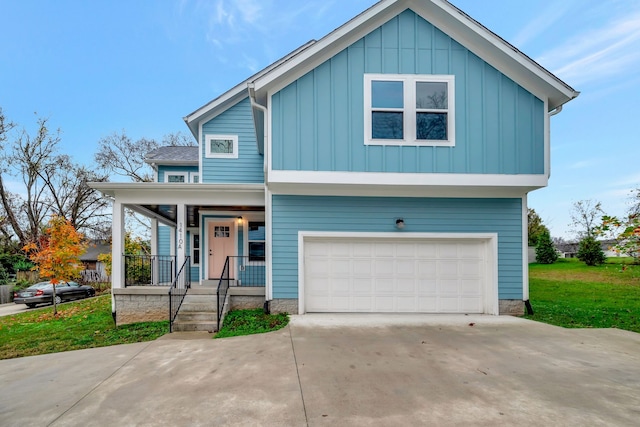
xmin=176 ymin=203 xmax=187 ymax=277
xmin=111 ymin=200 xmax=125 ymax=314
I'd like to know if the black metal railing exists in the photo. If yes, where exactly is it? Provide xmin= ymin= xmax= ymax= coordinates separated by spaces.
xmin=226 ymin=256 xmax=266 ymax=287
xmin=169 ymin=256 xmax=191 ymax=333
xmin=217 ymin=257 xmax=231 ymax=332
xmin=124 ymin=255 xmax=176 ymax=286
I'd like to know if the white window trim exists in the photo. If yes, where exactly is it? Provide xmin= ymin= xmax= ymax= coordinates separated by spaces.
xmin=190 ymin=230 xmax=200 ymax=266
xmin=164 ymin=171 xmax=188 ymax=183
xmin=364 ymin=74 xmax=455 ymax=147
xmin=190 ymin=172 xmax=200 ymax=183
xmin=205 ymin=134 xmax=239 ymax=159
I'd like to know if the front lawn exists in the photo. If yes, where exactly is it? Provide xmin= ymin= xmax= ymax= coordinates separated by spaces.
xmin=0 ymin=295 xmax=167 ymax=360
xmin=526 ymin=258 xmax=640 ymax=333
xmin=215 ymin=308 xmax=289 ymax=338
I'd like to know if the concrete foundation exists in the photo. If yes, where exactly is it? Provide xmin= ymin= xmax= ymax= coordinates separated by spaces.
xmin=113 ymin=287 xmax=169 ymax=326
xmin=270 ymin=298 xmax=299 ymax=314
xmin=499 ymin=299 xmax=525 ymax=316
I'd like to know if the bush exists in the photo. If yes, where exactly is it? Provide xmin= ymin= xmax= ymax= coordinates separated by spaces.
xmin=577 ymin=236 xmax=606 ymax=266
xmin=535 ymin=230 xmax=558 ymax=264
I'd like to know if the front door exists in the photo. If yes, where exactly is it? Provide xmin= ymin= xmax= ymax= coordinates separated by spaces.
xmin=208 ymin=221 xmax=235 ymax=279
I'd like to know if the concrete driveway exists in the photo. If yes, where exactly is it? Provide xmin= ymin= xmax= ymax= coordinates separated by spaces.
xmin=1 ymin=314 xmax=639 ymax=426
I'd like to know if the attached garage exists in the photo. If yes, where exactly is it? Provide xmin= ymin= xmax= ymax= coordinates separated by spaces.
xmin=299 ymin=233 xmax=498 ymax=315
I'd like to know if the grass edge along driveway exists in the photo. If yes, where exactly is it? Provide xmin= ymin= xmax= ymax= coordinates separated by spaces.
xmin=526 ymin=258 xmax=640 ymax=333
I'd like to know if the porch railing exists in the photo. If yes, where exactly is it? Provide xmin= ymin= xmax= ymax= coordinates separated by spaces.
xmin=217 ymin=257 xmax=231 ymax=332
xmin=124 ymin=255 xmax=176 ymax=287
xmin=169 ymin=256 xmax=191 ymax=333
xmin=225 ymin=256 xmax=266 ymax=287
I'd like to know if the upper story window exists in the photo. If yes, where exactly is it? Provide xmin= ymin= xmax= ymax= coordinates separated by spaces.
xmin=364 ymin=74 xmax=455 ymax=146
xmin=165 ymin=172 xmax=187 ymax=183
xmin=205 ymin=134 xmax=238 ymax=159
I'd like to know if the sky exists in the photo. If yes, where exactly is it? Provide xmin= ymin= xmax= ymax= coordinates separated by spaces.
xmin=1 ymin=0 xmax=639 ymax=239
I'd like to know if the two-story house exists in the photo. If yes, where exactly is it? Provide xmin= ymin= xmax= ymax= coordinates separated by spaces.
xmin=92 ymin=0 xmax=578 ymax=331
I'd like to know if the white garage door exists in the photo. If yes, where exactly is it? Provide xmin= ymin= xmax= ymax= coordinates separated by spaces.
xmin=303 ymin=237 xmax=493 ymax=314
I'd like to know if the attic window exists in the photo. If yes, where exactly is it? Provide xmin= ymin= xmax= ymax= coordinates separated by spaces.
xmin=364 ymin=74 xmax=455 ymax=146
xmin=205 ymin=134 xmax=238 ymax=159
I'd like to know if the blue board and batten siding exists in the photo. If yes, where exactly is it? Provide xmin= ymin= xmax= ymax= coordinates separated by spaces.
xmin=271 ymin=9 xmax=544 ymax=174
xmin=271 ymin=195 xmax=523 ymax=300
xmin=201 ymin=97 xmax=264 ymax=183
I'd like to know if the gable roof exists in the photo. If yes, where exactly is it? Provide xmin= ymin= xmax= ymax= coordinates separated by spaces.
xmin=250 ymin=0 xmax=578 ymax=110
xmin=183 ymin=40 xmax=317 ymax=139
xmin=145 ymin=146 xmax=199 ymax=165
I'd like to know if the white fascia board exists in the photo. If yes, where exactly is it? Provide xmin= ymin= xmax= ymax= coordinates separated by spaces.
xmin=144 ymin=160 xmax=199 ymax=166
xmin=266 ymin=171 xmax=546 ymax=198
xmin=89 ymin=182 xmax=265 ymax=205
xmin=253 ymin=0 xmax=577 ymax=110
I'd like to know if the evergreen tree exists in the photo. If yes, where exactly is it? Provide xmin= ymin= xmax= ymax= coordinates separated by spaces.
xmin=535 ymin=230 xmax=558 ymax=264
xmin=577 ymin=236 xmax=606 ymax=266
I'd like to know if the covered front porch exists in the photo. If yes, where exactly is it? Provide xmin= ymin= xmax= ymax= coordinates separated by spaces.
xmin=91 ymin=182 xmax=269 ymax=328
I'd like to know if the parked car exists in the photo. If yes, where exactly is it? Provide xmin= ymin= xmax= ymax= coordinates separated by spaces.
xmin=14 ymin=281 xmax=96 ymax=308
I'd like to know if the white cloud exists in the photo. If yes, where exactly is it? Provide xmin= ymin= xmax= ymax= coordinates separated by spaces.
xmin=511 ymin=1 xmax=576 ymax=48
xmin=536 ymin=10 xmax=640 ymax=85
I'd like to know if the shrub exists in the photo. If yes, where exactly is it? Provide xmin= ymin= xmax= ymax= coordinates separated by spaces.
xmin=577 ymin=236 xmax=606 ymax=266
xmin=535 ymin=230 xmax=558 ymax=264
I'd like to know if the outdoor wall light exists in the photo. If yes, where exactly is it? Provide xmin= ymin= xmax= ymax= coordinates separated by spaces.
xmin=395 ymin=218 xmax=405 ymax=229
xmin=237 ymin=216 xmax=243 ymax=224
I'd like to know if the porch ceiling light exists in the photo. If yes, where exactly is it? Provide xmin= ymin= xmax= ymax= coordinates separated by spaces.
xmin=395 ymin=218 xmax=405 ymax=229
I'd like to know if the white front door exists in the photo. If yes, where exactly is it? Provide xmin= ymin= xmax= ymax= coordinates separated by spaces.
xmin=207 ymin=221 xmax=235 ymax=279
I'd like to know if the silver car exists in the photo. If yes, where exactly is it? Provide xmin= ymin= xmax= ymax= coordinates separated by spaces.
xmin=13 ymin=281 xmax=96 ymax=308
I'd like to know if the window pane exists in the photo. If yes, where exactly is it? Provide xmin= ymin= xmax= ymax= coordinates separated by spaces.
xmin=248 ymin=222 xmax=265 ymax=241
xmin=416 ymin=82 xmax=448 ymax=109
xmin=209 ymin=139 xmax=233 ymax=154
xmin=192 ymin=175 xmax=199 ymax=183
xmin=249 ymin=242 xmax=265 ymax=262
xmin=194 ymin=235 xmax=199 ymax=247
xmin=168 ymin=175 xmax=185 ymax=183
xmin=372 ymin=81 xmax=403 ymax=108
xmin=417 ymin=113 xmax=447 ymax=140
xmin=372 ymin=112 xmax=403 ymax=139
xmin=193 ymin=249 xmax=200 ymax=265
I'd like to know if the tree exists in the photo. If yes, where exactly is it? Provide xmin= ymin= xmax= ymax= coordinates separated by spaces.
xmin=94 ymin=131 xmax=195 ymax=182
xmin=599 ymin=189 xmax=640 ymax=263
xmin=0 ymin=111 xmax=110 ymax=247
xmin=97 ymin=232 xmax=151 ymax=276
xmin=528 ymin=208 xmax=550 ymax=246
xmin=23 ymin=215 xmax=87 ymax=315
xmin=569 ymin=200 xmax=605 ymax=239
xmin=577 ymin=236 xmax=606 ymax=266
xmin=535 ymin=229 xmax=558 ymax=264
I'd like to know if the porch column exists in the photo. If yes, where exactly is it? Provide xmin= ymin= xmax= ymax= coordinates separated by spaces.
xmin=176 ymin=203 xmax=187 ymax=271
xmin=111 ymin=200 xmax=125 ymax=314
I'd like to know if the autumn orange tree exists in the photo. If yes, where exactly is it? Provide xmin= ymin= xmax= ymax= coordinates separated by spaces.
xmin=23 ymin=215 xmax=87 ymax=315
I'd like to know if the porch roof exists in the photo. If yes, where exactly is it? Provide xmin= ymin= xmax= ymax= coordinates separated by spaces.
xmin=89 ymin=182 xmax=265 ymax=227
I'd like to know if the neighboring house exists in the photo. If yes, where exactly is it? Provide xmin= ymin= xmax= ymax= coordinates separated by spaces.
xmin=91 ymin=0 xmax=578 ymax=328
xmin=80 ymin=242 xmax=111 ymax=282
xmin=556 ymin=239 xmax=620 ymax=259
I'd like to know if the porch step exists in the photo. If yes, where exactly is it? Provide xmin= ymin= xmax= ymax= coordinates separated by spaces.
xmin=172 ymin=289 xmax=219 ymax=332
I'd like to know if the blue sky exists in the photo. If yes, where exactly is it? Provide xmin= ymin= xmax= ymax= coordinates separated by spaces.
xmin=1 ymin=0 xmax=639 ymax=239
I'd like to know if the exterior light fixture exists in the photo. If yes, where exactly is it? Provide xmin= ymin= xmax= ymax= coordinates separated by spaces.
xmin=395 ymin=218 xmax=405 ymax=229
xmin=237 ymin=216 xmax=243 ymax=224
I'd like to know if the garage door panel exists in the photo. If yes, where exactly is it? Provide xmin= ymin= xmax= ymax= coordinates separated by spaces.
xmin=304 ymin=237 xmax=490 ymax=314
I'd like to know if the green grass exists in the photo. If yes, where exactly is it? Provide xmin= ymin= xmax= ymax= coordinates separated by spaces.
xmin=215 ymin=308 xmax=289 ymax=339
xmin=0 ymin=295 xmax=167 ymax=360
xmin=526 ymin=258 xmax=640 ymax=332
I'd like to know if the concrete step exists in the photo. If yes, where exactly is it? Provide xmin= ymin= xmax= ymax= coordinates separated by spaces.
xmin=172 ymin=320 xmax=217 ymax=333
xmin=175 ymin=311 xmax=217 ymax=322
xmin=180 ymin=295 xmax=217 ymax=312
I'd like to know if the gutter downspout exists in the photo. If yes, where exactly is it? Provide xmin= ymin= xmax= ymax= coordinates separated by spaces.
xmin=548 ymin=105 xmax=562 ymax=116
xmin=248 ymin=83 xmax=272 ymax=308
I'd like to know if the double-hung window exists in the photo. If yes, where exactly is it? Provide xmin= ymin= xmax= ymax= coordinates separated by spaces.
xmin=205 ymin=134 xmax=238 ymax=159
xmin=165 ymin=172 xmax=187 ymax=183
xmin=247 ymin=221 xmax=265 ymax=262
xmin=191 ymin=234 xmax=200 ymax=266
xmin=364 ymin=74 xmax=455 ymax=146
